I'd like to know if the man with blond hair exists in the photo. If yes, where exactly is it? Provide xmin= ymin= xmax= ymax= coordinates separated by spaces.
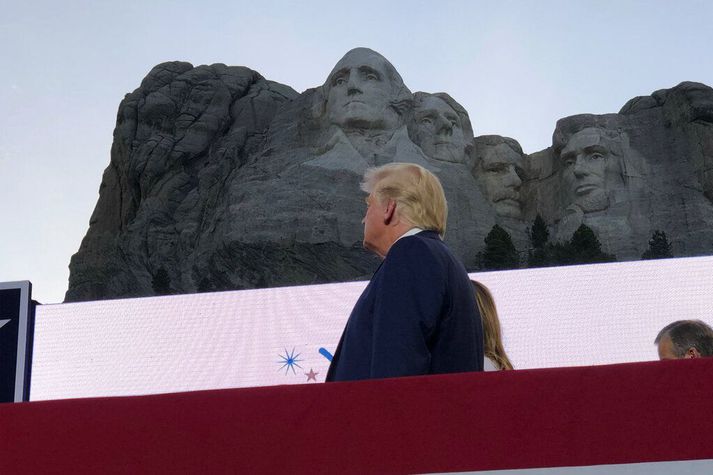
xmin=326 ymin=163 xmax=484 ymax=381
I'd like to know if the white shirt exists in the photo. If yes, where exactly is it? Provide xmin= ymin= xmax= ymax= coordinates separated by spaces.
xmin=395 ymin=227 xmax=425 ymax=243
xmin=484 ymin=357 xmax=499 ymax=371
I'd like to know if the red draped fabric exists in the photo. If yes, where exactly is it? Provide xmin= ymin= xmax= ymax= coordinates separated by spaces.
xmin=2 ymin=359 xmax=712 ymax=474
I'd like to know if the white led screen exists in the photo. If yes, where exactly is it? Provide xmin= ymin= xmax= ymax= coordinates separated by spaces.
xmin=30 ymin=256 xmax=713 ymax=401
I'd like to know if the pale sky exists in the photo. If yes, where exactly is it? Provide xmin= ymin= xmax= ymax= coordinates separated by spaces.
xmin=1 ymin=0 xmax=712 ymax=303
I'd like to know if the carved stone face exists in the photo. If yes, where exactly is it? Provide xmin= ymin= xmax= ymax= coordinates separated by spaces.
xmin=412 ymin=95 xmax=467 ymax=163
xmin=560 ymin=128 xmax=618 ymax=213
xmin=325 ymin=49 xmax=400 ymax=131
xmin=478 ymin=143 xmax=524 ymax=218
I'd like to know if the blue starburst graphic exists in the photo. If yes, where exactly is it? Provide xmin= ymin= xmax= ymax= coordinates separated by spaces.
xmin=277 ymin=347 xmax=303 ymax=375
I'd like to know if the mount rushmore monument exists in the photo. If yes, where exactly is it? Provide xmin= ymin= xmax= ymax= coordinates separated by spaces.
xmin=65 ymin=48 xmax=713 ymax=302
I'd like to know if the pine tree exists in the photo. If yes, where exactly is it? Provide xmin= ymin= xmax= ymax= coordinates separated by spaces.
xmin=197 ymin=277 xmax=213 ymax=293
xmin=530 ymin=214 xmax=549 ymax=249
xmin=547 ymin=242 xmax=574 ymax=265
xmin=476 ymin=224 xmax=519 ymax=270
xmin=151 ymin=267 xmax=172 ymax=295
xmin=568 ymin=224 xmax=616 ymax=264
xmin=527 ymin=214 xmax=550 ymax=267
xmin=641 ymin=230 xmax=673 ymax=260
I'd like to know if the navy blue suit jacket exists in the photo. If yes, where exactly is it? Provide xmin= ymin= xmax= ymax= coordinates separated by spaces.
xmin=326 ymin=230 xmax=483 ymax=382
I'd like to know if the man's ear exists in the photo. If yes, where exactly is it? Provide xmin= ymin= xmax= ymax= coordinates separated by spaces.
xmin=384 ymin=200 xmax=397 ymax=224
xmin=685 ymin=347 xmax=701 ymax=359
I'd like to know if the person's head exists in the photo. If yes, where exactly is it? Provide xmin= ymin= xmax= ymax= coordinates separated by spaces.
xmin=472 ymin=136 xmax=525 ymax=218
xmin=322 ymin=48 xmax=411 ymax=131
xmin=655 ymin=319 xmax=713 ymax=360
xmin=409 ymin=92 xmax=473 ymax=163
xmin=558 ymin=127 xmax=624 ymax=213
xmin=471 ymin=280 xmax=513 ymax=370
xmin=360 ymin=163 xmax=447 ymax=257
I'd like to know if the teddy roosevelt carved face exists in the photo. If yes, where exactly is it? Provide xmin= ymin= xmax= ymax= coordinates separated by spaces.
xmin=559 ymin=127 xmax=621 ymax=213
xmin=478 ymin=142 xmax=524 ymax=218
xmin=324 ymin=48 xmax=405 ymax=131
xmin=410 ymin=93 xmax=470 ymax=163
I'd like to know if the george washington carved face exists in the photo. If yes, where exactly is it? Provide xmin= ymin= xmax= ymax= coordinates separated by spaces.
xmin=324 ymin=48 xmax=405 ymax=131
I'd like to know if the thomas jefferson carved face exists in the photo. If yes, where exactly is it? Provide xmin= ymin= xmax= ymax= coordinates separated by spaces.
xmin=478 ymin=143 xmax=524 ymax=218
xmin=324 ymin=48 xmax=401 ymax=131
xmin=560 ymin=128 xmax=619 ymax=213
xmin=412 ymin=95 xmax=467 ymax=163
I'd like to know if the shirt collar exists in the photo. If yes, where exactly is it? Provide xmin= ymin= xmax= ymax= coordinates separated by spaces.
xmin=395 ymin=227 xmax=424 ymax=243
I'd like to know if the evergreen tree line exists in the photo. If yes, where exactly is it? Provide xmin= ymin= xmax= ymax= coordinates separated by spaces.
xmin=154 ymin=218 xmax=677 ymax=294
xmin=476 ymin=214 xmax=674 ymax=271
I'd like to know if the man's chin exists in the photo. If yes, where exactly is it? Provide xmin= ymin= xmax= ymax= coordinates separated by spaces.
xmin=493 ymin=198 xmax=522 ymax=218
xmin=577 ymin=191 xmax=609 ymax=213
xmin=431 ymin=145 xmax=465 ymax=163
xmin=341 ymin=116 xmax=382 ymax=129
xmin=493 ymin=200 xmax=522 ymax=218
xmin=363 ymin=240 xmax=385 ymax=259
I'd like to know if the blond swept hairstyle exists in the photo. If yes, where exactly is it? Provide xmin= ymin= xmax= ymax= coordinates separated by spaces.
xmin=472 ymin=280 xmax=514 ymax=370
xmin=361 ymin=163 xmax=447 ymax=237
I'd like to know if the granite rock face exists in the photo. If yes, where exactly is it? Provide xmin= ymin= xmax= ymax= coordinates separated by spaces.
xmin=66 ymin=61 xmax=299 ymax=300
xmin=526 ymin=81 xmax=713 ymax=260
xmin=66 ymin=49 xmax=713 ymax=302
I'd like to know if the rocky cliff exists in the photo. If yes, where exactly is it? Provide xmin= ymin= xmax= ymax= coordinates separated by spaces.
xmin=65 ymin=48 xmax=713 ymax=301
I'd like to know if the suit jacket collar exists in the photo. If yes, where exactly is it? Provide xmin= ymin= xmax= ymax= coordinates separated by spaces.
xmin=416 ymin=229 xmax=441 ymax=240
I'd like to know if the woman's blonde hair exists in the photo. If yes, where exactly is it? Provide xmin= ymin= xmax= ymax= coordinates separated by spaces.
xmin=361 ymin=163 xmax=447 ymax=237
xmin=472 ymin=280 xmax=513 ymax=370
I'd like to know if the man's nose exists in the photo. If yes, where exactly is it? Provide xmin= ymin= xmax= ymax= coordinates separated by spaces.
xmin=505 ymin=167 xmax=522 ymax=188
xmin=435 ymin=114 xmax=453 ymax=135
xmin=347 ymin=73 xmax=362 ymax=95
xmin=573 ymin=155 xmax=588 ymax=177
